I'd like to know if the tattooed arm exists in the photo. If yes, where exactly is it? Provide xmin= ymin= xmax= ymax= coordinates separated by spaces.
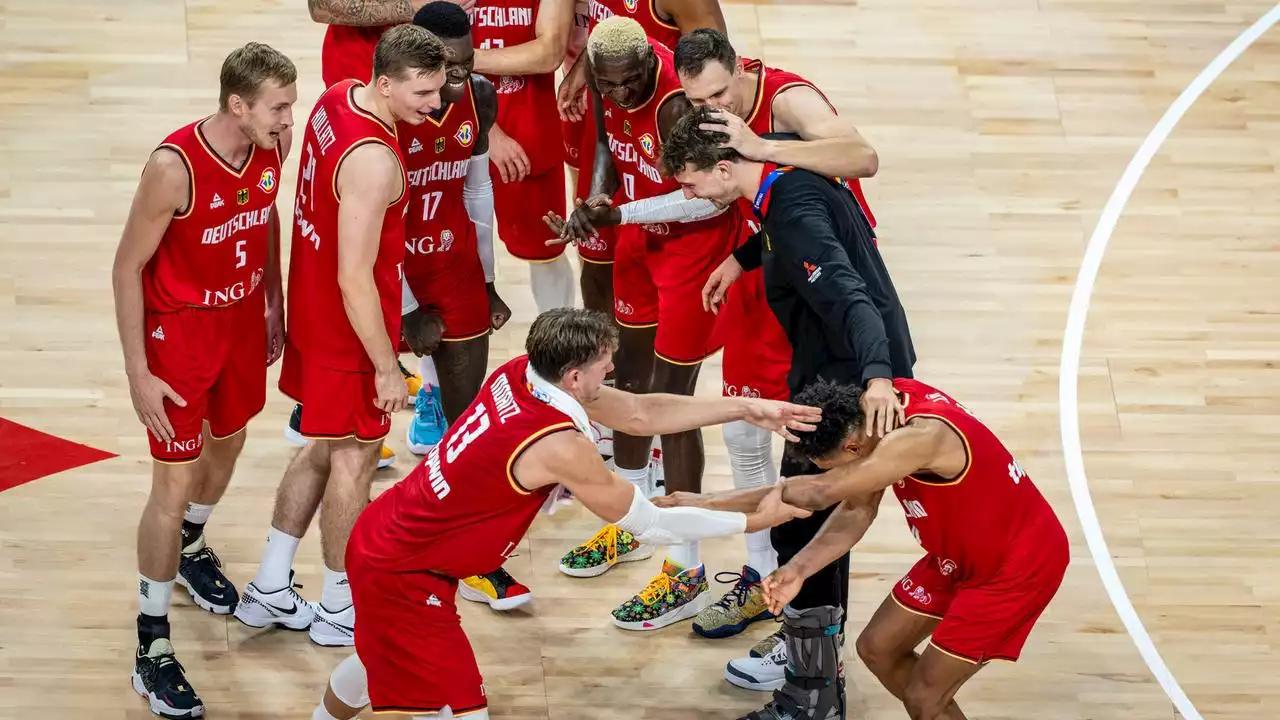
xmin=308 ymin=0 xmax=433 ymax=26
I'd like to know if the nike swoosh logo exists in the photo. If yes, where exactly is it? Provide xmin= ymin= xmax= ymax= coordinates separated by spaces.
xmin=247 ymin=593 xmax=297 ymax=615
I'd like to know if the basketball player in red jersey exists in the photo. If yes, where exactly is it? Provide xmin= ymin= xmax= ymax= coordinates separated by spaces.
xmin=543 ymin=17 xmax=746 ymax=632
xmin=663 ymin=378 xmax=1070 ymax=720
xmin=112 ymin=43 xmax=297 ymax=718
xmin=309 ymin=308 xmax=821 ymax=720
xmin=311 ymin=0 xmax=475 ymax=87
xmin=233 ymin=26 xmax=450 ymax=650
xmin=468 ymin=0 xmax=579 ymax=313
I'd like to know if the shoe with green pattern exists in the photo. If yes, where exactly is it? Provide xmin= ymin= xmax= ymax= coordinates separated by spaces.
xmin=558 ymin=524 xmax=654 ymax=578
xmin=611 ymin=558 xmax=710 ymax=631
xmin=693 ymin=565 xmax=776 ymax=638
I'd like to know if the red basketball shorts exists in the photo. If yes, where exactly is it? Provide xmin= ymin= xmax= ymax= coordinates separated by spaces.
xmin=347 ymin=552 xmax=487 ymax=716
xmin=562 ymin=114 xmax=583 ymax=170
xmin=143 ymin=294 xmax=266 ymax=463
xmin=278 ymin=343 xmax=390 ymax=443
xmin=494 ymin=163 xmax=567 ymax=262
xmin=720 ymin=269 xmax=792 ymax=401
xmin=404 ymin=220 xmax=491 ymax=343
xmin=613 ymin=220 xmax=737 ymax=365
xmin=892 ymin=513 xmax=1070 ymax=664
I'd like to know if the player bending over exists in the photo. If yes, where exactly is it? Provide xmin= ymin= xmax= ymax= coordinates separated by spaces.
xmin=311 ymin=307 xmax=817 ymax=720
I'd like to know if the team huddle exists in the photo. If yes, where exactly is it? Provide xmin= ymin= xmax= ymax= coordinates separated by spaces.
xmin=112 ymin=1 xmax=1070 ymax=719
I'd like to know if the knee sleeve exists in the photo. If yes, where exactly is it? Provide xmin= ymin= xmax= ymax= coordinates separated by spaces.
xmin=329 ymin=653 xmax=370 ymax=710
xmin=412 ymin=709 xmax=490 ymax=720
xmin=722 ymin=420 xmax=777 ymax=490
xmin=529 ymin=255 xmax=576 ymax=312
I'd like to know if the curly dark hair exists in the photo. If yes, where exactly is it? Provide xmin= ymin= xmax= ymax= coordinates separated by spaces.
xmin=786 ymin=379 xmax=865 ymax=461
xmin=659 ymin=105 xmax=743 ymax=177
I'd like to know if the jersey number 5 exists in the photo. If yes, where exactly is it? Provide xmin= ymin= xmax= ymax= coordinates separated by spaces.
xmin=445 ymin=403 xmax=491 ymax=464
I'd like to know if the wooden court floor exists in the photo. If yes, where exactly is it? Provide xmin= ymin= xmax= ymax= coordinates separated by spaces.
xmin=1 ymin=0 xmax=1278 ymax=717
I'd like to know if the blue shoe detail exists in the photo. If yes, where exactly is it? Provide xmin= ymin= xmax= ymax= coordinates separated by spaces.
xmin=406 ymin=386 xmax=445 ymax=454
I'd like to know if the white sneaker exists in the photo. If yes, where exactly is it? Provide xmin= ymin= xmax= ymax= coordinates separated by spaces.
xmin=646 ymin=451 xmax=665 ymax=500
xmin=233 ymin=579 xmax=315 ymax=631
xmin=309 ymin=603 xmax=356 ymax=647
xmin=725 ymin=631 xmax=786 ymax=691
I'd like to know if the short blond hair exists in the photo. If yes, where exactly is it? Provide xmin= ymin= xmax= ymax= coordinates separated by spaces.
xmin=374 ymin=23 xmax=448 ymax=80
xmin=219 ymin=42 xmax=297 ymax=111
xmin=587 ymin=16 xmax=649 ymax=64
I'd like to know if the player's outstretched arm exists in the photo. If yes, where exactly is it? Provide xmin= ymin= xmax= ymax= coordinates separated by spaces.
xmin=756 ymin=87 xmax=878 ymax=179
xmin=761 ymin=494 xmax=882 ymax=614
xmin=782 ymin=421 xmax=944 ymax=510
xmin=513 ymin=431 xmax=809 ymax=536
xmin=112 ymin=148 xmax=191 ymax=442
xmin=582 ymin=385 xmax=822 ymax=441
xmin=308 ymin=0 xmax=432 ymax=26
xmin=335 ymin=141 xmax=407 ymax=411
xmin=473 ymin=0 xmax=574 ymax=76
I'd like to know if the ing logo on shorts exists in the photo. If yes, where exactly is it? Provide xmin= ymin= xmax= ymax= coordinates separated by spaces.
xmin=638 ymin=133 xmax=655 ymax=157
xmin=455 ymin=121 xmax=475 ymax=147
xmin=258 ymin=168 xmax=277 ymax=193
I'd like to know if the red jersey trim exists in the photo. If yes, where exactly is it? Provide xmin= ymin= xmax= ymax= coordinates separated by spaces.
xmin=767 ymin=81 xmax=826 ymax=133
xmin=648 ymin=0 xmax=679 ymax=31
xmin=742 ymin=63 xmax=768 ymax=128
xmin=627 ymin=54 xmax=669 ymax=115
xmin=345 ymin=83 xmax=397 ymax=137
xmin=330 ymin=138 xmax=407 ymax=208
xmin=505 ymin=421 xmax=579 ymax=495
xmin=903 ymin=412 xmax=971 ymax=487
xmin=194 ymin=118 xmax=256 ymax=178
xmin=156 ymin=143 xmax=196 ymax=220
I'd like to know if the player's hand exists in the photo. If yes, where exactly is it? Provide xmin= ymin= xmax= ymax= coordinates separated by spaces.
xmin=402 ymin=309 xmax=445 ymax=357
xmin=740 ymin=398 xmax=822 ymax=443
xmin=557 ymin=62 xmax=588 ymax=122
xmin=861 ymin=377 xmax=905 ymax=438
xmin=749 ymin=483 xmax=812 ymax=531
xmin=543 ymin=195 xmax=618 ymax=246
xmin=128 ymin=370 xmax=187 ymax=444
xmin=374 ymin=363 xmax=409 ymax=414
xmin=702 ymin=253 xmax=743 ymax=314
xmin=486 ymin=284 xmax=511 ymax=331
xmin=265 ymin=298 xmax=285 ymax=367
xmin=761 ymin=563 xmax=806 ymax=616
xmin=652 ymin=491 xmax=708 ymax=509
xmin=700 ymin=109 xmax=768 ymax=161
xmin=488 ymin=124 xmax=530 ymax=184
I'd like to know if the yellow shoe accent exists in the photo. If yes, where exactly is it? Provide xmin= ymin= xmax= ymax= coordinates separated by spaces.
xmin=378 ymin=443 xmax=395 ymax=469
xmin=400 ymin=360 xmax=423 ymax=404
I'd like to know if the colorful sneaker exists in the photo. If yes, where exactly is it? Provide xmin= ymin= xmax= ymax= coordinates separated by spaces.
xmin=692 ymin=566 xmax=774 ymax=639
xmin=132 ymin=638 xmax=204 ymax=718
xmin=377 ymin=443 xmax=395 ymax=469
xmin=400 ymin=360 xmax=423 ymax=407
xmin=611 ymin=559 xmax=710 ymax=631
xmin=725 ymin=630 xmax=786 ymax=692
xmin=459 ymin=567 xmax=533 ymax=611
xmin=558 ymin=524 xmax=654 ymax=578
xmin=406 ymin=385 xmax=447 ymax=455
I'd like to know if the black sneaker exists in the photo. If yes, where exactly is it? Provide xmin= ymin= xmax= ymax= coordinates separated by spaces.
xmin=284 ymin=403 xmax=306 ymax=446
xmin=131 ymin=638 xmax=204 ymax=718
xmin=177 ymin=540 xmax=239 ymax=615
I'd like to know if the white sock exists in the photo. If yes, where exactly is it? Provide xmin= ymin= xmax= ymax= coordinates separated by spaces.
xmin=529 ymin=254 xmax=576 ymax=312
xmin=419 ymin=356 xmax=439 ymax=389
xmin=614 ymin=464 xmax=649 ymax=492
xmin=724 ymin=420 xmax=779 ymax=576
xmin=668 ymin=542 xmax=701 ymax=571
xmin=138 ymin=573 xmax=174 ymax=618
xmin=253 ymin=527 xmax=301 ymax=592
xmin=184 ymin=502 xmax=214 ymax=525
xmin=322 ymin=567 xmax=352 ymax=611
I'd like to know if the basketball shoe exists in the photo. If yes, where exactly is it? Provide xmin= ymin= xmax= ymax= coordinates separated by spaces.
xmin=400 ymin=360 xmax=423 ymax=407
xmin=233 ymin=571 xmax=316 ymax=631
xmin=736 ymin=606 xmax=844 ymax=720
xmin=176 ymin=536 xmax=238 ymax=615
xmin=558 ymin=523 xmax=654 ymax=578
xmin=309 ymin=603 xmax=355 ymax=647
xmin=611 ymin=558 xmax=709 ymax=631
xmin=459 ymin=567 xmax=533 ymax=611
xmin=692 ymin=566 xmax=774 ymax=639
xmin=132 ymin=635 xmax=203 ymax=719
xmin=406 ymin=385 xmax=447 ymax=455
xmin=725 ymin=630 xmax=786 ymax=691
xmin=285 ymin=403 xmax=395 ymax=469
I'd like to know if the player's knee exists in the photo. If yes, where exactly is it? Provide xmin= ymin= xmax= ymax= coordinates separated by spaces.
xmin=651 ymin=358 xmax=699 ymax=395
xmin=326 ymin=654 xmax=369 ymax=713
xmin=902 ymin=674 xmax=947 ymax=720
xmin=149 ymin=463 xmax=201 ymax=514
xmin=854 ymin=626 xmax=895 ymax=675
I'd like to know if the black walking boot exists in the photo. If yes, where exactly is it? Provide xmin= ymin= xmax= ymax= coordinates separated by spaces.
xmin=738 ymin=605 xmax=845 ymax=720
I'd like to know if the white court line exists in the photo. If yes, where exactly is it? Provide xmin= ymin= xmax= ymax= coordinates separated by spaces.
xmin=1058 ymin=5 xmax=1280 ymax=720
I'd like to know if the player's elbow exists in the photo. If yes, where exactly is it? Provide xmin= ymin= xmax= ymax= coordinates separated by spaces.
xmin=306 ymin=0 xmax=330 ymax=23
xmin=336 ymin=265 xmax=371 ymax=297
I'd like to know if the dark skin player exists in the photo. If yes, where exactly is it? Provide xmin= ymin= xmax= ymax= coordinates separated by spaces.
xmin=545 ymin=41 xmax=708 ymax=498
xmin=410 ymin=29 xmax=513 ymax=425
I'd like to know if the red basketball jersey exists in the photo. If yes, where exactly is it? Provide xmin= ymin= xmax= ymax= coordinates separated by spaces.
xmin=470 ymin=0 xmax=561 ymax=174
xmin=587 ymin=0 xmax=680 ymax=49
xmin=353 ymin=355 xmax=583 ymax=577
xmin=141 ymin=119 xmax=280 ymax=312
xmin=321 ymin=25 xmax=387 ymax=88
xmin=601 ymin=40 xmax=726 ymax=236
xmin=398 ymin=81 xmax=481 ymax=289
xmin=891 ymin=378 xmax=1059 ymax=580
xmin=288 ymin=80 xmax=409 ymax=372
xmin=737 ymin=59 xmax=876 ymax=230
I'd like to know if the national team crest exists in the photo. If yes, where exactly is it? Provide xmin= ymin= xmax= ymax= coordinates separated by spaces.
xmin=623 ymin=0 xmax=638 ymax=12
xmin=236 ymin=188 xmax=249 ymax=205
xmin=638 ymin=133 xmax=655 ymax=157
xmin=435 ymin=137 xmax=446 ymax=153
xmin=623 ymin=120 xmax=632 ymax=136
xmin=455 ymin=121 xmax=475 ymax=147
xmin=258 ymin=168 xmax=277 ymax=193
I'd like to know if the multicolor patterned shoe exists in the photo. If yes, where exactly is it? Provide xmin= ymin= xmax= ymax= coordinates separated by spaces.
xmin=693 ymin=566 xmax=775 ymax=639
xmin=459 ymin=567 xmax=533 ymax=611
xmin=558 ymin=524 xmax=654 ymax=578
xmin=611 ymin=559 xmax=710 ymax=631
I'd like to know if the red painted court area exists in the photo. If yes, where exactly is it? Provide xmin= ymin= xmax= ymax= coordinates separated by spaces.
xmin=0 ymin=418 xmax=115 ymax=493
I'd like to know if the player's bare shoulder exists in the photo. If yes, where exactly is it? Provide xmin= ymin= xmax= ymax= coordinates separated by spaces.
xmin=336 ymin=139 xmax=404 ymax=204
xmin=142 ymin=145 xmax=194 ymax=216
xmin=509 ymin=427 xmax=600 ymax=492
